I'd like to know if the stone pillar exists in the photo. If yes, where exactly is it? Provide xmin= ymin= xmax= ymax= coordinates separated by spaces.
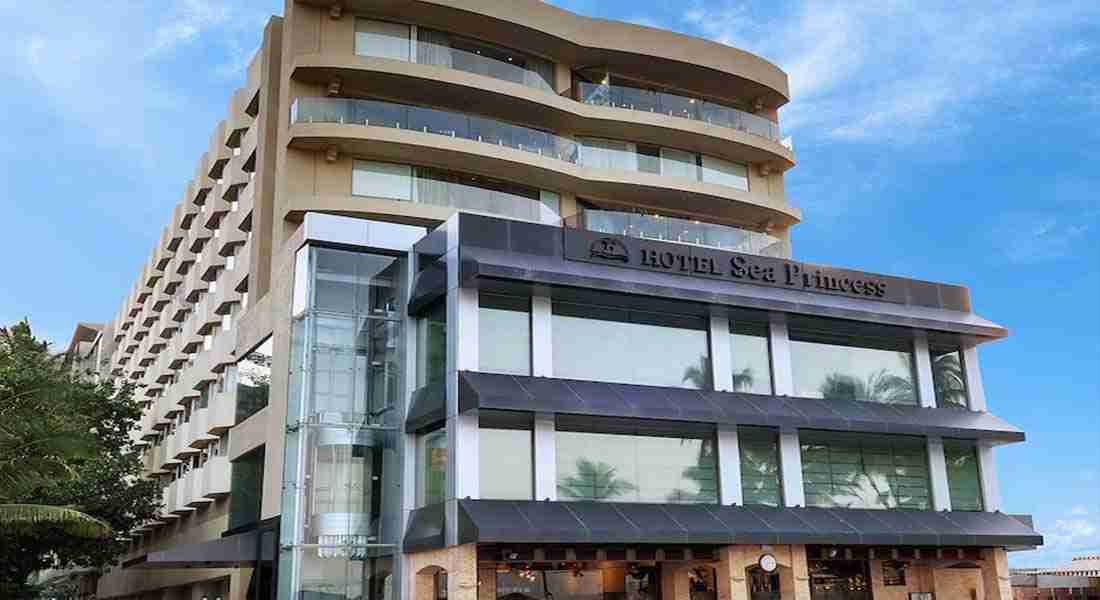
xmin=661 ymin=563 xmax=693 ymax=600
xmin=927 ymin=436 xmax=952 ymax=511
xmin=718 ymin=425 xmax=743 ymax=506
xmin=717 ymin=546 xmax=751 ymax=600
xmin=448 ymin=544 xmax=479 ymax=600
xmin=711 ymin=315 xmax=733 ymax=392
xmin=531 ymin=295 xmax=553 ymax=377
xmin=779 ymin=429 xmax=806 ymax=508
xmin=981 ymin=548 xmax=1013 ymax=600
xmin=228 ymin=568 xmax=253 ymax=600
xmin=777 ymin=545 xmax=811 ymax=600
xmin=913 ymin=330 xmax=937 ymax=408
xmin=768 ymin=313 xmax=794 ymax=396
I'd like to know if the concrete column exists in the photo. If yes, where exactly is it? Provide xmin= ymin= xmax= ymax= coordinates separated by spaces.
xmin=446 ymin=227 xmax=480 ymax=543
xmin=977 ymin=442 xmax=1002 ymax=511
xmin=660 ymin=564 xmax=692 ymax=600
xmin=531 ymin=295 xmax=553 ymax=377
xmin=962 ymin=344 xmax=987 ymax=412
xmin=980 ymin=547 xmax=1014 ymax=600
xmin=769 ymin=313 xmax=794 ymax=396
xmin=533 ymin=412 xmax=557 ymax=501
xmin=778 ymin=545 xmax=812 ymax=600
xmin=711 ymin=315 xmax=733 ymax=392
xmin=913 ymin=330 xmax=938 ymax=408
xmin=779 ymin=429 xmax=805 ymax=507
xmin=717 ymin=425 xmax=743 ymax=505
xmin=717 ymin=546 xmax=750 ymax=600
xmin=926 ymin=436 xmax=952 ymax=511
xmin=447 ymin=544 xmax=479 ymax=600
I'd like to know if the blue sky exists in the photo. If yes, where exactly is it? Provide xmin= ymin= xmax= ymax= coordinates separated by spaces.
xmin=0 ymin=0 xmax=1096 ymax=566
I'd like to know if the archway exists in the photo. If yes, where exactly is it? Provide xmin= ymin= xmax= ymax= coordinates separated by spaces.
xmin=415 ymin=565 xmax=448 ymax=600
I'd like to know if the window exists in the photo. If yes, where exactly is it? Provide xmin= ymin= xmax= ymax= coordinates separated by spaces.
xmin=479 ymin=418 xmax=533 ymax=500
xmin=229 ymin=447 xmax=265 ymax=530
xmin=552 ymin=301 xmax=710 ymax=389
xmin=416 ymin=28 xmax=554 ymax=92
xmin=555 ymin=429 xmax=717 ymax=503
xmin=235 ymin=337 xmax=272 ymax=424
xmin=354 ymin=19 xmax=411 ymax=61
xmin=789 ymin=318 xmax=917 ymax=405
xmin=882 ymin=562 xmax=907 ymax=586
xmin=479 ymin=294 xmax=530 ymax=375
xmin=931 ymin=345 xmax=969 ymax=408
xmin=731 ymin=320 xmax=773 ymax=394
xmin=944 ymin=439 xmax=984 ymax=511
xmin=417 ymin=300 xmax=447 ymax=388
xmin=353 ymin=160 xmax=412 ymax=201
xmin=738 ymin=427 xmax=782 ymax=507
xmin=701 ymin=156 xmax=749 ymax=191
xmin=800 ymin=431 xmax=931 ymax=510
xmin=417 ymin=428 xmax=447 ymax=506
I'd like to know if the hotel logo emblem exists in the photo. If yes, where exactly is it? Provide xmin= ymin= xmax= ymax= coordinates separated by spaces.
xmin=589 ymin=237 xmax=629 ymax=262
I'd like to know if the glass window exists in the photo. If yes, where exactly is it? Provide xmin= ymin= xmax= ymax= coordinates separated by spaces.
xmin=944 ymin=439 xmax=984 ymax=511
xmin=731 ymin=321 xmax=773 ymax=394
xmin=229 ymin=447 xmax=265 ymax=530
xmin=352 ymin=160 xmax=412 ymax=201
xmin=497 ymin=569 xmax=604 ymax=600
xmin=738 ymin=427 xmax=782 ymax=507
xmin=479 ymin=294 xmax=530 ymax=375
xmin=552 ymin=302 xmax=710 ymax=389
xmin=790 ymin=319 xmax=917 ymax=405
xmin=701 ymin=156 xmax=749 ymax=191
xmin=354 ymin=19 xmax=411 ymax=61
xmin=659 ymin=147 xmax=698 ymax=180
xmin=578 ymin=137 xmax=638 ymax=172
xmin=417 ymin=300 xmax=447 ymax=388
xmin=931 ymin=346 xmax=969 ymax=408
xmin=417 ymin=428 xmax=447 ymax=506
xmin=479 ymin=428 xmax=533 ymax=500
xmin=800 ymin=432 xmax=931 ymax=510
xmin=555 ymin=430 xmax=717 ymax=503
xmin=235 ymin=337 xmax=272 ymax=424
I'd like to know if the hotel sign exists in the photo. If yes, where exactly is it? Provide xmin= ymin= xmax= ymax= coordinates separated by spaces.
xmin=565 ymin=229 xmax=907 ymax=304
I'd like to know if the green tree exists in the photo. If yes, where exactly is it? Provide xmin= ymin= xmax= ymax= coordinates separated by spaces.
xmin=557 ymin=459 xmax=637 ymax=501
xmin=0 ymin=322 xmax=160 ymax=598
xmin=818 ymin=369 xmax=915 ymax=404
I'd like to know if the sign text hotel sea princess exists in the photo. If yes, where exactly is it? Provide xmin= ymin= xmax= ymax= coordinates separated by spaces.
xmin=563 ymin=229 xmax=910 ymax=305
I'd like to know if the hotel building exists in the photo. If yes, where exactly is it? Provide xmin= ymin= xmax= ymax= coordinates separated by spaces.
xmin=65 ymin=1 xmax=1042 ymax=599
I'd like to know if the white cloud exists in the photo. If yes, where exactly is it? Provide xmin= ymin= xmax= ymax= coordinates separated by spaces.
xmin=145 ymin=0 xmax=231 ymax=58
xmin=679 ymin=0 xmax=1100 ymax=144
xmin=1071 ymin=505 xmax=1091 ymax=516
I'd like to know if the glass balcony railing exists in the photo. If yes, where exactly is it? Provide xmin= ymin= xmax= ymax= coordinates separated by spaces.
xmin=414 ymin=40 xmax=554 ymax=93
xmin=577 ymin=81 xmax=789 ymax=148
xmin=566 ymin=208 xmax=785 ymax=257
xmin=292 ymin=97 xmax=578 ymax=163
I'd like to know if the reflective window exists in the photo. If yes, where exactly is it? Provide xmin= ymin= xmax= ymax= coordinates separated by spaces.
xmin=738 ymin=427 xmax=782 ymax=507
xmin=790 ymin=319 xmax=917 ymax=405
xmin=497 ymin=570 xmax=605 ymax=600
xmin=552 ymin=302 xmax=710 ymax=389
xmin=229 ymin=447 xmax=265 ymax=530
xmin=701 ymin=155 xmax=750 ymax=191
xmin=577 ymin=137 xmax=749 ymax=192
xmin=352 ymin=160 xmax=560 ymax=223
xmin=479 ymin=294 xmax=530 ymax=375
xmin=944 ymin=439 xmax=984 ymax=511
xmin=306 ymin=428 xmax=392 ymax=548
xmin=417 ymin=301 xmax=447 ymax=388
xmin=354 ymin=19 xmax=411 ymax=62
xmin=731 ymin=321 xmax=773 ymax=394
xmin=800 ymin=432 xmax=931 ymax=510
xmin=417 ymin=428 xmax=447 ymax=507
xmin=479 ymin=427 xmax=533 ymax=500
xmin=556 ymin=430 xmax=717 ymax=503
xmin=417 ymin=28 xmax=554 ymax=92
xmin=931 ymin=345 xmax=969 ymax=408
xmin=235 ymin=337 xmax=272 ymax=424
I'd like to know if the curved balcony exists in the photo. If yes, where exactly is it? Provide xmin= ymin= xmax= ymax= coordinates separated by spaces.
xmin=565 ymin=208 xmax=786 ymax=258
xmin=292 ymin=55 xmax=794 ymax=170
xmin=288 ymin=97 xmax=799 ymax=226
xmin=297 ymin=0 xmax=789 ymax=105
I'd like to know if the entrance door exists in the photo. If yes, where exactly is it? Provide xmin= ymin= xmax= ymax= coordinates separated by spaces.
xmin=808 ymin=560 xmax=872 ymax=600
xmin=747 ymin=566 xmax=780 ymax=600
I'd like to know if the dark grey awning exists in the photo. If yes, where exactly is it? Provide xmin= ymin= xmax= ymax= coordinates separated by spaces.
xmin=405 ymin=503 xmax=446 ymax=553
xmin=123 ymin=529 xmax=275 ymax=569
xmin=408 ymin=258 xmax=447 ymax=315
xmin=455 ymin=500 xmax=1043 ymax=548
xmin=406 ymin=381 xmax=446 ymax=433
xmin=457 ymin=372 xmax=1025 ymax=443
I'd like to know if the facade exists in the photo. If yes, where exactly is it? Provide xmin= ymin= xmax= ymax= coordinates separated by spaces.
xmin=63 ymin=2 xmax=1042 ymax=600
xmin=1012 ymin=557 xmax=1100 ymax=600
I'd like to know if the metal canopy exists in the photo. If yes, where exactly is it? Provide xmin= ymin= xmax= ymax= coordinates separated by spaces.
xmin=453 ymin=500 xmax=1043 ymax=548
xmin=122 ymin=529 xmax=275 ymax=569
xmin=455 ymin=371 xmax=1026 ymax=443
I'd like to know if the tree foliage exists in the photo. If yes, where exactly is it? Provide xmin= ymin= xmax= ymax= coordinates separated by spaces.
xmin=0 ymin=321 xmax=160 ymax=598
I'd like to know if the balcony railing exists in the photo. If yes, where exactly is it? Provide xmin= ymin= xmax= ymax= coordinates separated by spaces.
xmin=578 ymin=81 xmax=791 ymax=149
xmin=565 ymin=209 xmax=785 ymax=257
xmin=292 ymin=97 xmax=579 ymax=163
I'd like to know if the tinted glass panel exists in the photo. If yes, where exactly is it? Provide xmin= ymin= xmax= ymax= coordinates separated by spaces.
xmin=235 ymin=337 xmax=272 ymax=423
xmin=790 ymin=323 xmax=916 ymax=405
xmin=417 ymin=301 xmax=447 ymax=388
xmin=931 ymin=346 xmax=969 ymax=408
xmin=418 ymin=429 xmax=447 ymax=506
xmin=552 ymin=302 xmax=710 ymax=389
xmin=731 ymin=321 xmax=773 ymax=394
xmin=479 ymin=428 xmax=533 ymax=500
xmin=229 ymin=447 xmax=265 ymax=530
xmin=354 ymin=19 xmax=411 ymax=61
xmin=944 ymin=439 xmax=984 ymax=511
xmin=800 ymin=432 xmax=930 ymax=510
xmin=739 ymin=427 xmax=782 ymax=507
xmin=479 ymin=294 xmax=531 ymax=375
xmin=556 ymin=430 xmax=717 ymax=503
